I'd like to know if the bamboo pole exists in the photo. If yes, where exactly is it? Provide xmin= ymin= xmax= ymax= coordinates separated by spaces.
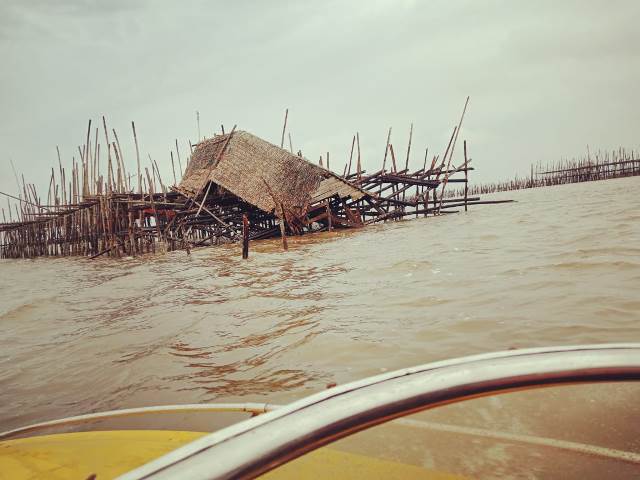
xmin=175 ymin=139 xmax=183 ymax=174
xmin=278 ymin=202 xmax=288 ymax=251
xmin=280 ymin=108 xmax=288 ymax=149
xmin=132 ymin=121 xmax=142 ymax=194
xmin=176 ymin=148 xmax=183 ymax=179
xmin=356 ymin=132 xmax=362 ymax=181
xmin=171 ymin=152 xmax=177 ymax=185
xmin=347 ymin=135 xmax=356 ymax=177
xmin=464 ymin=140 xmax=468 ymax=212
xmin=381 ymin=127 xmax=392 ymax=172
xmin=196 ymin=110 xmax=201 ymax=141
xmin=404 ymin=123 xmax=413 ymax=171
xmin=145 ymin=167 xmax=166 ymax=254
xmin=102 ymin=116 xmax=113 ymax=193
xmin=242 ymin=214 xmax=249 ymax=259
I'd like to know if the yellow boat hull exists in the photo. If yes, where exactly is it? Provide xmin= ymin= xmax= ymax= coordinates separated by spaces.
xmin=0 ymin=430 xmax=463 ymax=479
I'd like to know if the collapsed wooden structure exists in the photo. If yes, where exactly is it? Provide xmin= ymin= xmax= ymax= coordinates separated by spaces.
xmin=1 ymin=105 xmax=511 ymax=259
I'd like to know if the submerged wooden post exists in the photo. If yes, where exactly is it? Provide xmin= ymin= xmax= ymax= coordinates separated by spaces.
xmin=242 ymin=214 xmax=250 ymax=259
xmin=278 ymin=203 xmax=288 ymax=251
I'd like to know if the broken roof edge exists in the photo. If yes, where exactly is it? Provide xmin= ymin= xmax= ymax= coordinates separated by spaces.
xmin=183 ymin=129 xmax=371 ymax=212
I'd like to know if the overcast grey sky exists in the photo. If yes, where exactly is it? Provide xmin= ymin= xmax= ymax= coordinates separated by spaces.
xmin=1 ymin=0 xmax=639 ymax=197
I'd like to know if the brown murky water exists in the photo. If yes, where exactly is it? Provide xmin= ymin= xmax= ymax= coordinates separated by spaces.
xmin=1 ymin=177 xmax=639 ymax=478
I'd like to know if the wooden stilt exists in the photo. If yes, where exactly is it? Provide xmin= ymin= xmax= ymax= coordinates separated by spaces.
xmin=242 ymin=214 xmax=250 ymax=259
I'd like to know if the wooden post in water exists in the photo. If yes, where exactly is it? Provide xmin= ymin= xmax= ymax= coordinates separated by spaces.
xmin=242 ymin=214 xmax=250 ymax=259
xmin=145 ymin=168 xmax=166 ymax=254
xmin=278 ymin=203 xmax=288 ymax=251
xmin=530 ymin=163 xmax=534 ymax=188
xmin=464 ymin=140 xmax=469 ymax=212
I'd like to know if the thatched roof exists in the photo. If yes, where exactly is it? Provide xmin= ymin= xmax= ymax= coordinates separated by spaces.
xmin=180 ymin=131 xmax=365 ymax=214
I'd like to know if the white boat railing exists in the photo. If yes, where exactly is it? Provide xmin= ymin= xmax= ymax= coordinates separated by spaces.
xmin=115 ymin=344 xmax=640 ymax=480
xmin=0 ymin=403 xmax=276 ymax=441
xmin=3 ymin=344 xmax=639 ymax=480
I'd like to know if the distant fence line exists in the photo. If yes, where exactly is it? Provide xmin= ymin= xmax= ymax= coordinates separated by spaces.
xmin=450 ymin=148 xmax=640 ymax=196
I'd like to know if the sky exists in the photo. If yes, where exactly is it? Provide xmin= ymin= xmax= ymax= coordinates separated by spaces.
xmin=1 ymin=0 xmax=639 ymax=199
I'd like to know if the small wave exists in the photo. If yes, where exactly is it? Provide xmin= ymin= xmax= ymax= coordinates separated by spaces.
xmin=549 ymin=260 xmax=639 ymax=271
xmin=0 ymin=301 xmax=42 ymax=321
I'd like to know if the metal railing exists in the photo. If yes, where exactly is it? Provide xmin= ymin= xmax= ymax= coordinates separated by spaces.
xmin=117 ymin=344 xmax=640 ymax=480
xmin=3 ymin=344 xmax=639 ymax=479
xmin=0 ymin=403 xmax=276 ymax=441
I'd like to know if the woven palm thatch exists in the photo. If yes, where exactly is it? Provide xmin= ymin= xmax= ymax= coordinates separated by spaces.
xmin=181 ymin=131 xmax=364 ymax=215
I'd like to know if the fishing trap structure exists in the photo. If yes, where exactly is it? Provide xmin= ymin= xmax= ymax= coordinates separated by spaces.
xmin=0 ymin=101 xmax=512 ymax=259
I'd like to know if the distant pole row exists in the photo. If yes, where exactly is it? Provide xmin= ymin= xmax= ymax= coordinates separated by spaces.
xmin=461 ymin=148 xmax=640 ymax=196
